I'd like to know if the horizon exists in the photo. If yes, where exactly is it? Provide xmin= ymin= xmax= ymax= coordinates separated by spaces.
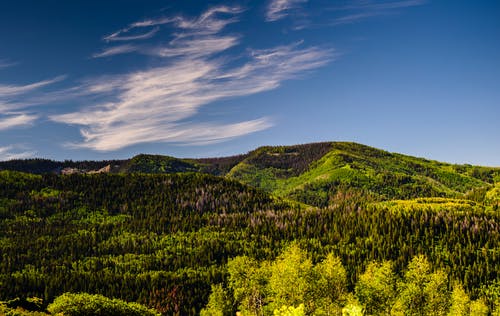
xmin=3 ymin=140 xmax=500 ymax=169
xmin=1 ymin=1 xmax=499 ymax=166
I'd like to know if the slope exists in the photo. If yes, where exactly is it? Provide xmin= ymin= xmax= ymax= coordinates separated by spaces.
xmin=227 ymin=142 xmax=500 ymax=207
xmin=1 ymin=142 xmax=499 ymax=208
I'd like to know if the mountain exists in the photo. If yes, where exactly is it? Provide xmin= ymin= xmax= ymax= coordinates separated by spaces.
xmin=226 ymin=142 xmax=500 ymax=206
xmin=1 ymin=142 xmax=499 ymax=208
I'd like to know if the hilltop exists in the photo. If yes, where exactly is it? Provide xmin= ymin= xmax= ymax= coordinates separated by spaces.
xmin=226 ymin=142 xmax=500 ymax=206
xmin=2 ymin=142 xmax=499 ymax=208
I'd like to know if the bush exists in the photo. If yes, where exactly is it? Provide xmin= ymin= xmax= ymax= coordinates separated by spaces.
xmin=47 ymin=293 xmax=160 ymax=316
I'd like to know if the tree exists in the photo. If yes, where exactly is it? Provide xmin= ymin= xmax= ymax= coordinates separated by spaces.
xmin=200 ymin=284 xmax=234 ymax=316
xmin=267 ymin=244 xmax=313 ymax=312
xmin=312 ymin=253 xmax=348 ymax=314
xmin=47 ymin=292 xmax=160 ymax=316
xmin=273 ymin=304 xmax=305 ymax=316
xmin=355 ymin=261 xmax=396 ymax=315
xmin=469 ymin=299 xmax=488 ymax=316
xmin=447 ymin=283 xmax=470 ymax=316
xmin=392 ymin=255 xmax=449 ymax=316
xmin=227 ymin=256 xmax=269 ymax=315
xmin=342 ymin=295 xmax=364 ymax=316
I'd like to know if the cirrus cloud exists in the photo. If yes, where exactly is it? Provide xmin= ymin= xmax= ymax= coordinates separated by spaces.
xmin=55 ymin=6 xmax=333 ymax=151
xmin=266 ymin=0 xmax=308 ymax=22
xmin=0 ymin=76 xmax=65 ymax=130
xmin=0 ymin=145 xmax=36 ymax=161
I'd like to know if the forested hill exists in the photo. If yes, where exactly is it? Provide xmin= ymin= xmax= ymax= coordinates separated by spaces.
xmin=1 ymin=143 xmax=500 ymax=315
xmin=2 ymin=142 xmax=499 ymax=207
xmin=226 ymin=142 xmax=500 ymax=207
xmin=0 ymin=153 xmax=247 ymax=176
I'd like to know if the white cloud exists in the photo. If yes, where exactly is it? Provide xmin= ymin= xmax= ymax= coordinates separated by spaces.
xmin=0 ymin=76 xmax=65 ymax=98
xmin=0 ymin=145 xmax=36 ymax=161
xmin=104 ymin=18 xmax=175 ymax=42
xmin=96 ymin=5 xmax=244 ymax=59
xmin=92 ymin=44 xmax=139 ymax=58
xmin=330 ymin=0 xmax=426 ymax=25
xmin=174 ymin=6 xmax=244 ymax=34
xmin=0 ymin=59 xmax=17 ymax=69
xmin=0 ymin=76 xmax=65 ymax=116
xmin=104 ymin=27 xmax=160 ymax=42
xmin=0 ymin=113 xmax=38 ymax=130
xmin=52 ymin=7 xmax=332 ymax=151
xmin=266 ymin=0 xmax=307 ymax=22
xmin=148 ymin=35 xmax=239 ymax=58
xmin=103 ymin=5 xmax=243 ymax=42
xmin=335 ymin=0 xmax=427 ymax=11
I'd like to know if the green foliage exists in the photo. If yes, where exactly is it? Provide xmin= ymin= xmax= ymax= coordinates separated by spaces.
xmin=224 ymin=246 xmax=349 ymax=315
xmin=311 ymin=253 xmax=348 ymax=314
xmin=485 ymin=184 xmax=500 ymax=207
xmin=392 ymin=255 xmax=449 ymax=316
xmin=207 ymin=248 xmax=499 ymax=316
xmin=227 ymin=256 xmax=269 ymax=315
xmin=1 ymin=169 xmax=499 ymax=314
xmin=341 ymin=298 xmax=364 ymax=316
xmin=448 ymin=284 xmax=470 ymax=316
xmin=355 ymin=261 xmax=396 ymax=315
xmin=268 ymin=244 xmax=313 ymax=310
xmin=273 ymin=304 xmax=305 ymax=316
xmin=2 ymin=142 xmax=499 ymax=209
xmin=121 ymin=154 xmax=200 ymax=174
xmin=469 ymin=299 xmax=489 ymax=316
xmin=0 ymin=297 xmax=47 ymax=316
xmin=47 ymin=292 xmax=160 ymax=316
xmin=200 ymin=284 xmax=233 ymax=316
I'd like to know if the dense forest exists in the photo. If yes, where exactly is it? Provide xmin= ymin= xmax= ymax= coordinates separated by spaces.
xmin=0 ymin=142 xmax=499 ymax=315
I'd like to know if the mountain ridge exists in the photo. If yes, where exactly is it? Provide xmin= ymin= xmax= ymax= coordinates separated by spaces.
xmin=1 ymin=141 xmax=499 ymax=207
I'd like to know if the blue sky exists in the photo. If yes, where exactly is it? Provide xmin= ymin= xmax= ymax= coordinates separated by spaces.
xmin=0 ymin=0 xmax=499 ymax=166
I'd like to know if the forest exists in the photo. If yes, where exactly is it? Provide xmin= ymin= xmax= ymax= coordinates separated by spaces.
xmin=0 ymin=142 xmax=499 ymax=315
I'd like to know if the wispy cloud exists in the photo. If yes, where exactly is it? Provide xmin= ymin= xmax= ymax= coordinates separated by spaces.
xmin=92 ymin=44 xmax=139 ymax=58
xmin=0 ymin=145 xmax=36 ymax=161
xmin=94 ymin=6 xmax=245 ymax=60
xmin=148 ymin=35 xmax=239 ymax=58
xmin=104 ymin=27 xmax=160 ymax=42
xmin=330 ymin=0 xmax=426 ymax=25
xmin=0 ymin=113 xmax=38 ymax=130
xmin=266 ymin=0 xmax=307 ymax=22
xmin=173 ymin=6 xmax=244 ymax=34
xmin=102 ymin=5 xmax=243 ymax=42
xmin=0 ymin=59 xmax=17 ymax=69
xmin=334 ymin=0 xmax=427 ymax=11
xmin=54 ymin=7 xmax=332 ymax=151
xmin=0 ymin=76 xmax=65 ymax=98
xmin=0 ymin=76 xmax=64 ymax=132
xmin=103 ymin=19 xmax=174 ymax=42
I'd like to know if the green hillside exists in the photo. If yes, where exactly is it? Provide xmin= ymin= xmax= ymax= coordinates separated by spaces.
xmin=3 ymin=142 xmax=498 ymax=210
xmin=227 ymin=142 xmax=500 ymax=207
xmin=119 ymin=154 xmax=200 ymax=174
